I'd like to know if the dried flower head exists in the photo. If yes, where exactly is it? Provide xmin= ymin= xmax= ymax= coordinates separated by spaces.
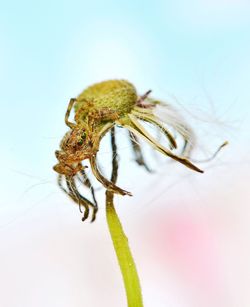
xmin=53 ymin=79 xmax=203 ymax=221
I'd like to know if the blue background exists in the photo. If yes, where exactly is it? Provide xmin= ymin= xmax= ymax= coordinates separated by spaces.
xmin=1 ymin=1 xmax=250 ymax=306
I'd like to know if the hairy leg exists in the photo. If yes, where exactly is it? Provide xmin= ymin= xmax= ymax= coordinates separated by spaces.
xmin=128 ymin=131 xmax=152 ymax=172
xmin=66 ymin=176 xmax=89 ymax=220
xmin=62 ymin=175 xmax=98 ymax=222
xmin=79 ymin=169 xmax=98 ymax=216
xmin=89 ymin=155 xmax=132 ymax=196
xmin=136 ymin=100 xmax=195 ymax=156
xmin=58 ymin=174 xmax=84 ymax=214
xmin=90 ymin=108 xmax=119 ymax=122
xmin=132 ymin=109 xmax=177 ymax=149
xmin=122 ymin=114 xmax=203 ymax=173
xmin=65 ymin=98 xmax=77 ymax=129
xmin=110 ymin=127 xmax=118 ymax=183
xmin=89 ymin=122 xmax=132 ymax=196
xmin=57 ymin=174 xmax=68 ymax=194
xmin=136 ymin=90 xmax=153 ymax=107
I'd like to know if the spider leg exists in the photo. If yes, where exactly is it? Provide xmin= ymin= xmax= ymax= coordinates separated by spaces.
xmin=65 ymin=98 xmax=77 ymax=129
xmin=128 ymin=131 xmax=153 ymax=172
xmin=123 ymin=114 xmax=203 ymax=173
xmin=110 ymin=127 xmax=118 ymax=183
xmin=134 ymin=102 xmax=195 ymax=156
xmin=65 ymin=175 xmax=98 ymax=222
xmin=92 ymin=122 xmax=115 ymax=151
xmin=77 ymin=170 xmax=92 ymax=188
xmin=89 ymin=155 xmax=132 ymax=196
xmin=66 ymin=176 xmax=88 ymax=219
xmin=72 ymin=177 xmax=99 ymax=222
xmin=57 ymin=174 xmax=69 ymax=194
xmin=174 ymin=121 xmax=195 ymax=156
xmin=58 ymin=175 xmax=81 ymax=208
xmin=89 ymin=122 xmax=132 ymax=196
xmin=79 ymin=169 xmax=98 ymax=221
xmin=105 ymin=127 xmax=119 ymax=204
xmin=58 ymin=174 xmax=83 ymax=213
xmin=133 ymin=106 xmax=154 ymax=115
xmin=137 ymin=89 xmax=152 ymax=107
xmin=132 ymin=109 xmax=177 ymax=149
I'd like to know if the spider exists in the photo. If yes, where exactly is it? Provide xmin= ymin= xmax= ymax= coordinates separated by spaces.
xmin=53 ymin=79 xmax=203 ymax=222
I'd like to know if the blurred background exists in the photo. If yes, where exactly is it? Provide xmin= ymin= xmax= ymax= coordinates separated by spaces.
xmin=1 ymin=0 xmax=250 ymax=306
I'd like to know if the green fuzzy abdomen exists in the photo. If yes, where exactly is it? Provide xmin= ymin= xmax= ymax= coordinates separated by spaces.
xmin=75 ymin=80 xmax=137 ymax=116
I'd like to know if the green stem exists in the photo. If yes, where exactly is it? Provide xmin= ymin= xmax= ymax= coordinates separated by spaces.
xmin=106 ymin=190 xmax=144 ymax=307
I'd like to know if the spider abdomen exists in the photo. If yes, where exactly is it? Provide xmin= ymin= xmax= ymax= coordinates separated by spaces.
xmin=75 ymin=79 xmax=137 ymax=117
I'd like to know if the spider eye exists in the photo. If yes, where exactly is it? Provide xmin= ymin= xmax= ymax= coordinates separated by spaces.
xmin=77 ymin=132 xmax=86 ymax=145
xmin=77 ymin=139 xmax=84 ymax=145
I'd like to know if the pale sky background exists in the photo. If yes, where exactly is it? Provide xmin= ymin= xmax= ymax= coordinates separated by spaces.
xmin=1 ymin=1 xmax=250 ymax=307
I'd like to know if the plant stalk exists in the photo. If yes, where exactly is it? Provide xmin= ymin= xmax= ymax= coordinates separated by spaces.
xmin=106 ymin=190 xmax=143 ymax=307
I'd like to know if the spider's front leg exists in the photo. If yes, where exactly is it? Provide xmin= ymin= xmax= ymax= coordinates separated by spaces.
xmin=88 ymin=108 xmax=119 ymax=127
xmin=89 ymin=155 xmax=132 ymax=196
xmin=65 ymin=98 xmax=77 ymax=129
xmin=78 ymin=169 xmax=98 ymax=218
xmin=58 ymin=174 xmax=98 ymax=222
xmin=64 ymin=175 xmax=89 ymax=220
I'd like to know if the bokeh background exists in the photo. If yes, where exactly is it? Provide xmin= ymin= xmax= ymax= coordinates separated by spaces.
xmin=1 ymin=1 xmax=250 ymax=306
